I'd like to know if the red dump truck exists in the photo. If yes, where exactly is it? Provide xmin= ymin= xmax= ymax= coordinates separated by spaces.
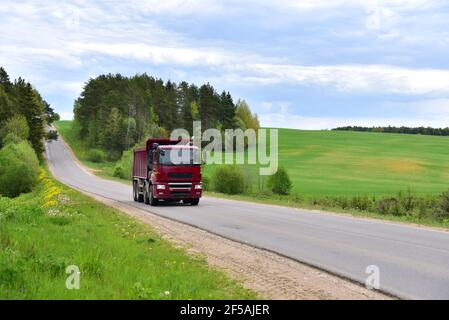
xmin=132 ymin=138 xmax=202 ymax=206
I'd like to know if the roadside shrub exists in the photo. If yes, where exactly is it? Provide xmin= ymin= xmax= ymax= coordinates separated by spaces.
xmin=435 ymin=190 xmax=449 ymax=220
xmin=0 ymin=142 xmax=39 ymax=197
xmin=213 ymin=165 xmax=245 ymax=194
xmin=291 ymin=192 xmax=301 ymax=203
xmin=377 ymin=197 xmax=404 ymax=216
xmin=398 ymin=189 xmax=415 ymax=214
xmin=267 ymin=167 xmax=292 ymax=195
xmin=241 ymin=168 xmax=254 ymax=193
xmin=0 ymin=115 xmax=29 ymax=146
xmin=202 ymin=175 xmax=211 ymax=191
xmin=2 ymin=133 xmax=22 ymax=145
xmin=113 ymin=150 xmax=133 ymax=180
xmin=113 ymin=164 xmax=124 ymax=178
xmin=87 ymin=149 xmax=106 ymax=163
xmin=351 ymin=196 xmax=372 ymax=211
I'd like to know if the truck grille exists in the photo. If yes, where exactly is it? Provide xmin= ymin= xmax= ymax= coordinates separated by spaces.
xmin=168 ymin=182 xmax=192 ymax=190
xmin=168 ymin=172 xmax=192 ymax=179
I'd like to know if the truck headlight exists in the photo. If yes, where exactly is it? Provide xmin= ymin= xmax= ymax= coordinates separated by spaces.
xmin=194 ymin=184 xmax=202 ymax=190
xmin=156 ymin=184 xmax=166 ymax=190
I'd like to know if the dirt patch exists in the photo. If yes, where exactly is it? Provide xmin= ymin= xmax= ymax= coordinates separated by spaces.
xmin=358 ymin=158 xmax=423 ymax=174
xmin=388 ymin=160 xmax=422 ymax=173
xmin=82 ymin=193 xmax=390 ymax=300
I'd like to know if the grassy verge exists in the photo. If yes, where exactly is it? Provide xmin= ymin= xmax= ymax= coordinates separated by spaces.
xmin=0 ymin=169 xmax=255 ymax=299
xmin=206 ymin=191 xmax=449 ymax=229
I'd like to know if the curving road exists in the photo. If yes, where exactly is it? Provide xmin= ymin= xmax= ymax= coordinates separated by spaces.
xmin=45 ymin=136 xmax=449 ymax=300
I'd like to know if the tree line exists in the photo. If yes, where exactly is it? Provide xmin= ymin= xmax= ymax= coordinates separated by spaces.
xmin=333 ymin=126 xmax=449 ymax=137
xmin=0 ymin=67 xmax=59 ymax=155
xmin=74 ymin=73 xmax=260 ymax=159
xmin=0 ymin=66 xmax=59 ymax=197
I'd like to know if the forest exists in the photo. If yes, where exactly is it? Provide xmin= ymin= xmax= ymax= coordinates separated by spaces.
xmin=74 ymin=73 xmax=260 ymax=159
xmin=333 ymin=125 xmax=449 ymax=137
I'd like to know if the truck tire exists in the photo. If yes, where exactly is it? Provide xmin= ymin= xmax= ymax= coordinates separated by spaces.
xmin=149 ymin=185 xmax=159 ymax=206
xmin=188 ymin=198 xmax=199 ymax=206
xmin=133 ymin=181 xmax=138 ymax=202
xmin=143 ymin=182 xmax=150 ymax=205
xmin=137 ymin=180 xmax=144 ymax=202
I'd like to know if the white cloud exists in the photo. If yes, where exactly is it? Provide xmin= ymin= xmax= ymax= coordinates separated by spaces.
xmin=130 ymin=0 xmax=224 ymax=15
xmin=2 ymin=0 xmax=449 ymax=97
xmin=221 ymin=64 xmax=449 ymax=95
xmin=58 ymin=111 xmax=74 ymax=120
xmin=272 ymin=0 xmax=437 ymax=12
xmin=259 ymin=98 xmax=449 ymax=129
xmin=67 ymin=42 xmax=237 ymax=67
xmin=386 ymin=99 xmax=449 ymax=114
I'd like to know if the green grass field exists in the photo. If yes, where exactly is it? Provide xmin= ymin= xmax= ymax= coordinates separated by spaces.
xmin=203 ymin=128 xmax=449 ymax=197
xmin=0 ymin=169 xmax=255 ymax=299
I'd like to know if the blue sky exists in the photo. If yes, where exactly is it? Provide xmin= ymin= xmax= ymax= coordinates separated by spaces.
xmin=2 ymin=0 xmax=449 ymax=129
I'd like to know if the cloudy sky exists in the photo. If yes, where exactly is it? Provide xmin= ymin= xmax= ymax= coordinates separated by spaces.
xmin=1 ymin=0 xmax=449 ymax=129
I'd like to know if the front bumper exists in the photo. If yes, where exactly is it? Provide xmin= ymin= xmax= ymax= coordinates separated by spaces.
xmin=153 ymin=182 xmax=202 ymax=199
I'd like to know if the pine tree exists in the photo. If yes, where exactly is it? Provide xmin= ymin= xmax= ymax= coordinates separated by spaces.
xmin=220 ymin=91 xmax=235 ymax=129
xmin=177 ymin=81 xmax=193 ymax=133
xmin=0 ymin=85 xmax=16 ymax=121
xmin=12 ymin=79 xmax=45 ymax=154
xmin=199 ymin=83 xmax=216 ymax=129
xmin=164 ymin=80 xmax=178 ymax=131
xmin=0 ymin=67 xmax=12 ymax=92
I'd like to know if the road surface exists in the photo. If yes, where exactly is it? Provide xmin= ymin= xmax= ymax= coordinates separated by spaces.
xmin=45 ymin=136 xmax=449 ymax=299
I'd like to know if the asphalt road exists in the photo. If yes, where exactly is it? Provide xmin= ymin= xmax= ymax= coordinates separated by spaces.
xmin=45 ymin=136 xmax=449 ymax=299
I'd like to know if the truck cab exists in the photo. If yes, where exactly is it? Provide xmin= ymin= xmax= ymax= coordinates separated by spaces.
xmin=132 ymin=138 xmax=202 ymax=206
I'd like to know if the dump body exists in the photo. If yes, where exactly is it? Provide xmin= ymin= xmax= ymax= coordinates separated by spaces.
xmin=132 ymin=138 xmax=202 ymax=205
xmin=132 ymin=148 xmax=147 ymax=179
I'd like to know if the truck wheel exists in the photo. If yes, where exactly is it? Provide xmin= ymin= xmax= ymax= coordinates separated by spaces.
xmin=137 ymin=180 xmax=144 ymax=202
xmin=138 ymin=192 xmax=144 ymax=203
xmin=133 ymin=181 xmax=138 ymax=202
xmin=149 ymin=185 xmax=159 ymax=206
xmin=189 ymin=198 xmax=199 ymax=206
xmin=143 ymin=183 xmax=150 ymax=205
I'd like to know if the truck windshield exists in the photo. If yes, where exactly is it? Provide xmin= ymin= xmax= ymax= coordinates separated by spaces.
xmin=159 ymin=148 xmax=201 ymax=166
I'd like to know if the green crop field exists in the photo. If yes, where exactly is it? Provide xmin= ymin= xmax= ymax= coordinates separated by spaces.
xmin=202 ymin=128 xmax=449 ymax=197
